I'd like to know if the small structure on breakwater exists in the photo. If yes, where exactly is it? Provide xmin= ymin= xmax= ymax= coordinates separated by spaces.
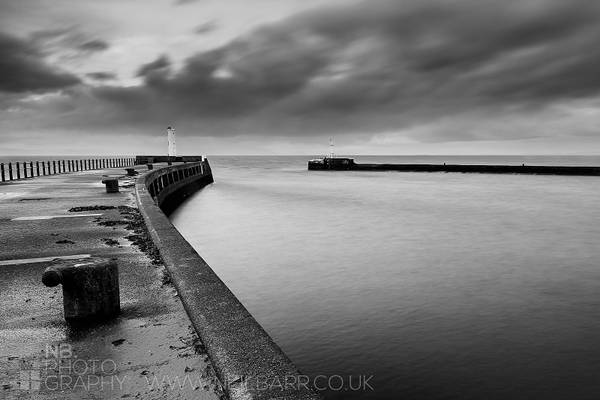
xmin=308 ymin=157 xmax=355 ymax=170
xmin=308 ymin=157 xmax=600 ymax=176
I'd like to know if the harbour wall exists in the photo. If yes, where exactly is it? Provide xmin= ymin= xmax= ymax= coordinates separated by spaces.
xmin=136 ymin=160 xmax=320 ymax=400
xmin=309 ymin=159 xmax=600 ymax=175
xmin=352 ymin=163 xmax=600 ymax=175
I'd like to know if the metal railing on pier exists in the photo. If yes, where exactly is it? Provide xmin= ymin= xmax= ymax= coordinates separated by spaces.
xmin=0 ymin=158 xmax=136 ymax=183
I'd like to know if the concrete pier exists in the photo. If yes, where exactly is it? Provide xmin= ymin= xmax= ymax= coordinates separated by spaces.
xmin=1 ymin=159 xmax=320 ymax=400
xmin=0 ymin=162 xmax=223 ymax=399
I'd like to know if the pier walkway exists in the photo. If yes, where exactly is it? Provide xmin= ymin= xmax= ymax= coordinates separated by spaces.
xmin=0 ymin=165 xmax=222 ymax=399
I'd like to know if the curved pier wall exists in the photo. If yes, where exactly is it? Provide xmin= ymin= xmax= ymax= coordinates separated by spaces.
xmin=135 ymin=161 xmax=320 ymax=400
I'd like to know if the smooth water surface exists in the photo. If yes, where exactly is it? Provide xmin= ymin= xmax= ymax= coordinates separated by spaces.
xmin=171 ymin=156 xmax=600 ymax=399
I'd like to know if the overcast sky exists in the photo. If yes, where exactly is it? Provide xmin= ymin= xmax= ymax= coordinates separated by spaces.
xmin=1 ymin=0 xmax=599 ymax=155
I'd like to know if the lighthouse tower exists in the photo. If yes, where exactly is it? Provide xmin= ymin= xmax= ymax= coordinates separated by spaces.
xmin=167 ymin=126 xmax=176 ymax=157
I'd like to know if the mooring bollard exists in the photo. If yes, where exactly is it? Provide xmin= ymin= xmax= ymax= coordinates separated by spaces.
xmin=101 ymin=178 xmax=119 ymax=193
xmin=42 ymin=258 xmax=120 ymax=322
xmin=147 ymin=163 xmax=153 ymax=170
xmin=125 ymin=168 xmax=137 ymax=176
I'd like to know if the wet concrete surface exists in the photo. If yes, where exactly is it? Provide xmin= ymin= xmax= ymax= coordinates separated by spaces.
xmin=0 ymin=167 xmax=223 ymax=399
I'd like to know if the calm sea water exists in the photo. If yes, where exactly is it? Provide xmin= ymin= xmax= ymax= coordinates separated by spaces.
xmin=170 ymin=156 xmax=600 ymax=400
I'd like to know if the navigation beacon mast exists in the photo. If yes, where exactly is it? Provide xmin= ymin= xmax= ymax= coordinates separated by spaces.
xmin=329 ymin=137 xmax=334 ymax=159
xmin=167 ymin=126 xmax=176 ymax=157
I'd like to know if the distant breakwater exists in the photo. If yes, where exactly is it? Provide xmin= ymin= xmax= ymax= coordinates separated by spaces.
xmin=308 ymin=158 xmax=600 ymax=176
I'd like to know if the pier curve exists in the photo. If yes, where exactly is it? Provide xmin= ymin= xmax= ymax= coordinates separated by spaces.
xmin=135 ymin=160 xmax=320 ymax=400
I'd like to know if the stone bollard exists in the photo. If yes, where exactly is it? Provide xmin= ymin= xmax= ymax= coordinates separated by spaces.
xmin=147 ymin=163 xmax=153 ymax=170
xmin=101 ymin=178 xmax=119 ymax=193
xmin=125 ymin=168 xmax=137 ymax=176
xmin=42 ymin=258 xmax=120 ymax=322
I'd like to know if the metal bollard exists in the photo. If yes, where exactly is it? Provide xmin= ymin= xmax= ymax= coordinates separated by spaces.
xmin=42 ymin=258 xmax=120 ymax=322
xmin=101 ymin=178 xmax=119 ymax=193
xmin=147 ymin=163 xmax=153 ymax=170
xmin=125 ymin=168 xmax=137 ymax=176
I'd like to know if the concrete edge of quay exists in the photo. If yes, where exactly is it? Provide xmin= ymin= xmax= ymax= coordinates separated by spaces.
xmin=135 ymin=160 xmax=322 ymax=400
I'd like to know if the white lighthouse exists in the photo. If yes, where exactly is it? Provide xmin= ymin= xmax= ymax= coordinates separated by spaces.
xmin=167 ymin=126 xmax=176 ymax=157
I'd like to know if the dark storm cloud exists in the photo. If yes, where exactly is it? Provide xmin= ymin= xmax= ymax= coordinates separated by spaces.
xmin=29 ymin=26 xmax=110 ymax=60
xmin=136 ymin=55 xmax=171 ymax=78
xmin=193 ymin=20 xmax=218 ymax=35
xmin=0 ymin=31 xmax=80 ymax=92
xmin=86 ymin=72 xmax=116 ymax=81
xmin=78 ymin=39 xmax=109 ymax=52
xmin=11 ymin=0 xmax=600 ymax=142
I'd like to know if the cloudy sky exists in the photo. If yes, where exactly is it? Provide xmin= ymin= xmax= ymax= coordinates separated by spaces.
xmin=1 ymin=0 xmax=599 ymax=155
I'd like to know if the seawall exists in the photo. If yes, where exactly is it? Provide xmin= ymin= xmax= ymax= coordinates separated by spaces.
xmin=308 ymin=158 xmax=600 ymax=175
xmin=352 ymin=163 xmax=600 ymax=175
xmin=135 ymin=160 xmax=320 ymax=400
xmin=0 ymin=161 xmax=224 ymax=399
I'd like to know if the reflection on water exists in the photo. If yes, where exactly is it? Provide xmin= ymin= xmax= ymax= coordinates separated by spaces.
xmin=171 ymin=156 xmax=600 ymax=400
